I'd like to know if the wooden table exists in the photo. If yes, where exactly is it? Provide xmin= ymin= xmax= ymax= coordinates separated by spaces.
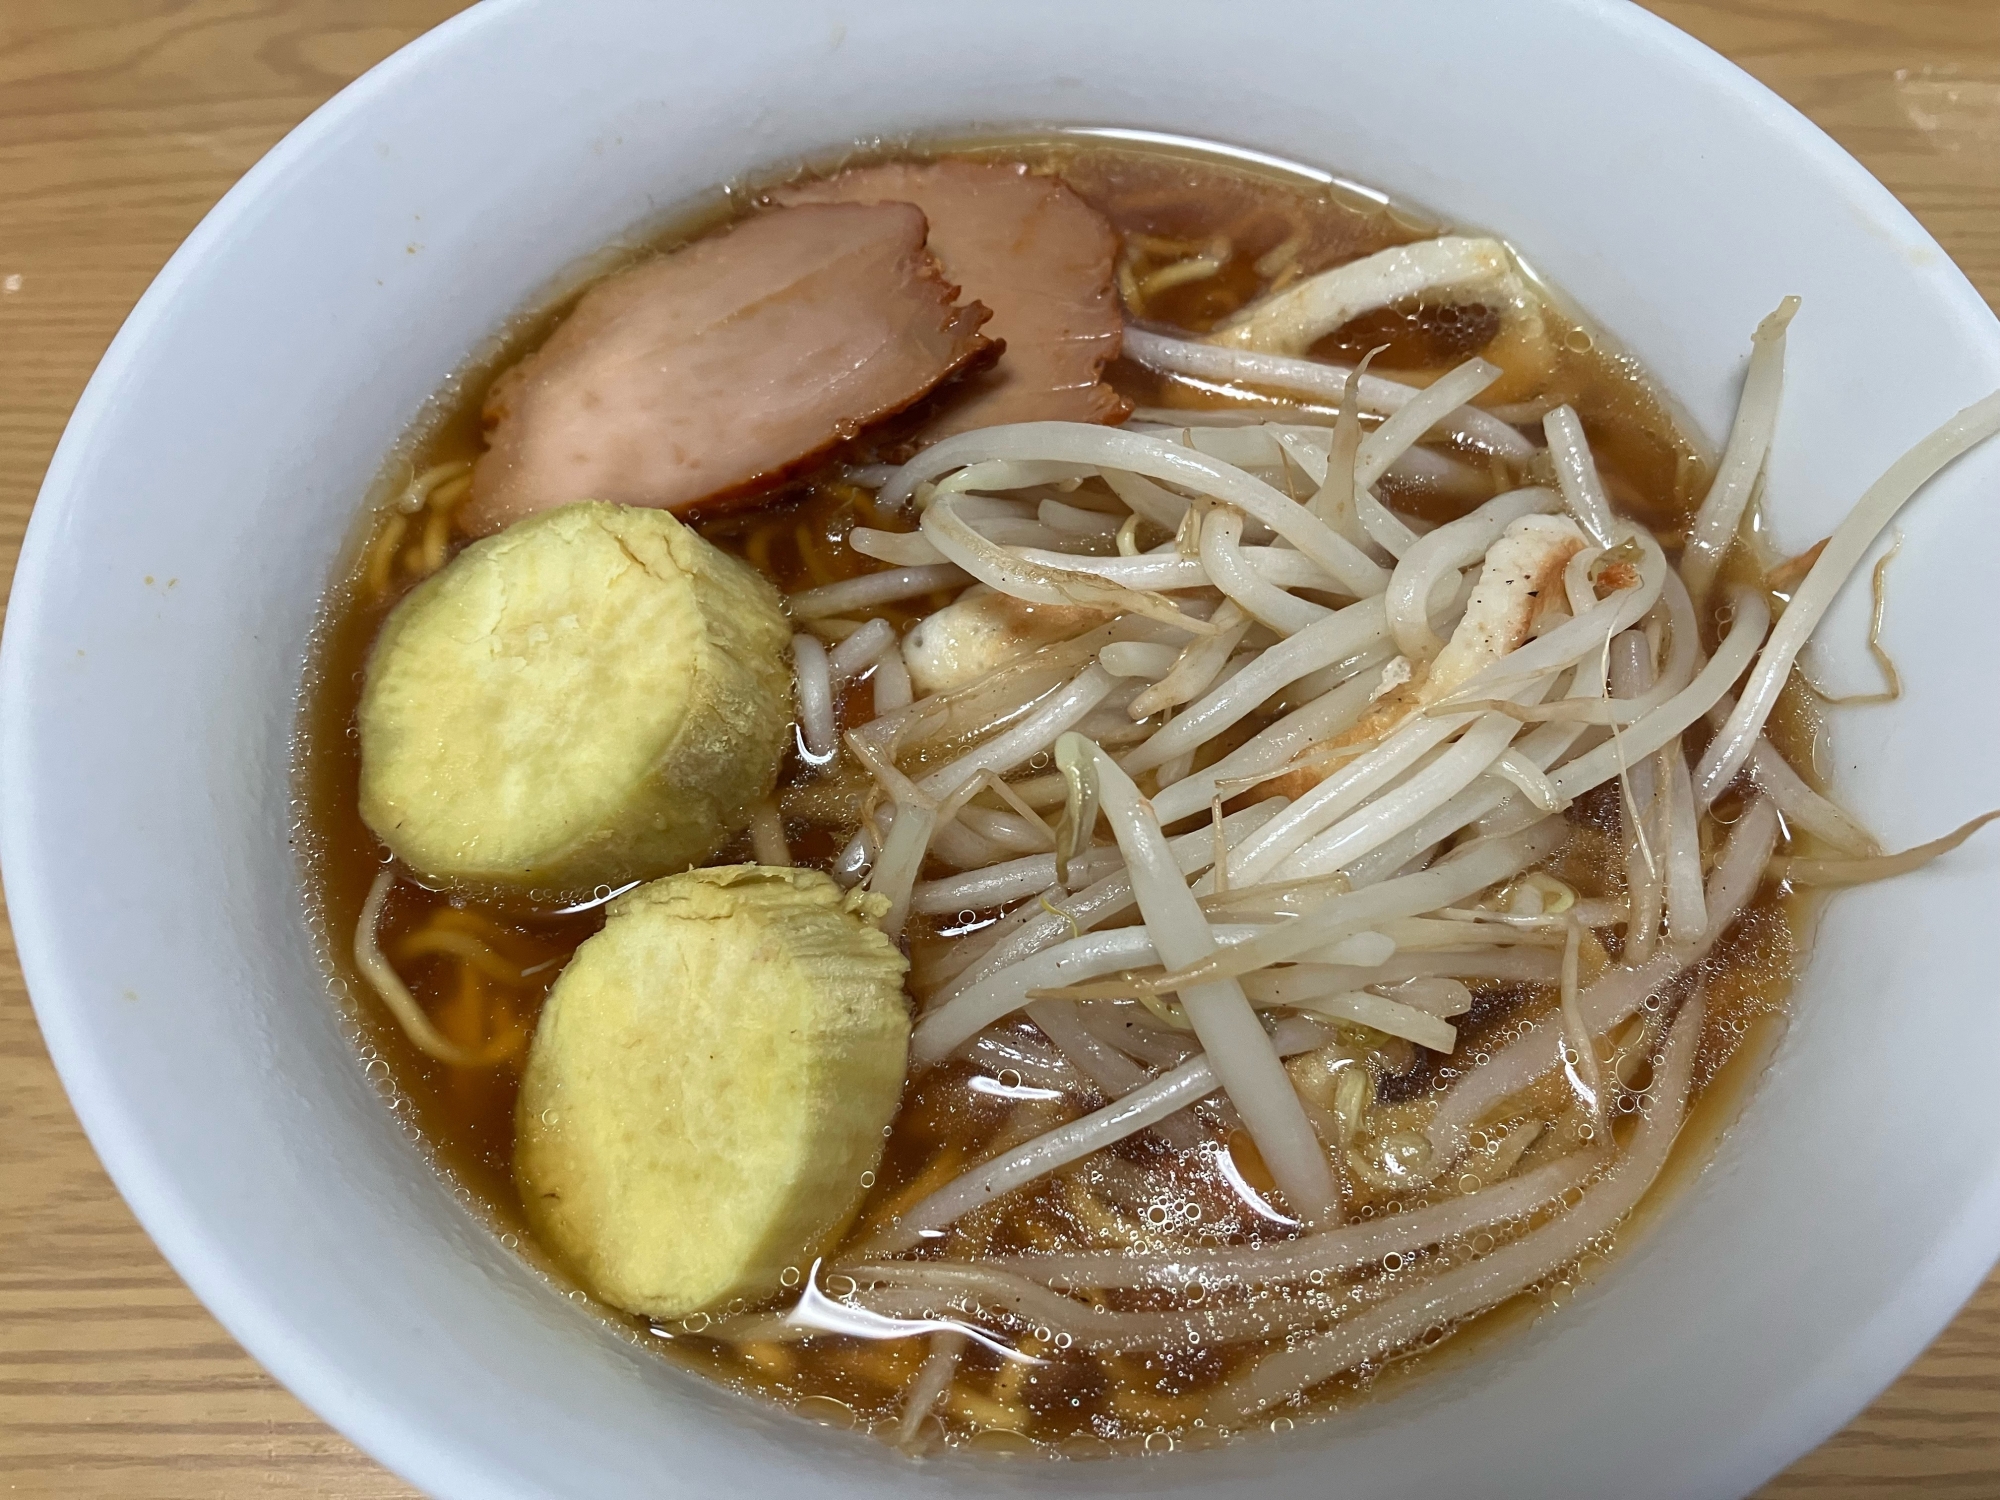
xmin=2 ymin=2 xmax=1995 ymax=1493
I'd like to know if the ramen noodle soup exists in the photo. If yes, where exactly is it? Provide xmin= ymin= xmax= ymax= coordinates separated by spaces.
xmin=295 ymin=134 xmax=2000 ymax=1456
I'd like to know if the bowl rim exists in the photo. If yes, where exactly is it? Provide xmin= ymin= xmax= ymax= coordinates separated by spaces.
xmin=6 ymin=0 xmax=2000 ymax=1494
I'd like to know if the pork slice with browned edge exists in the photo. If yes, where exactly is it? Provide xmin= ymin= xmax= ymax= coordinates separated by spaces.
xmin=777 ymin=159 xmax=1127 ymax=436
xmin=462 ymin=201 xmax=996 ymax=534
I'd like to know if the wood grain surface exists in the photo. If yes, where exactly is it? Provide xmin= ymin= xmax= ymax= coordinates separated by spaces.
xmin=1 ymin=2 xmax=1996 ymax=1495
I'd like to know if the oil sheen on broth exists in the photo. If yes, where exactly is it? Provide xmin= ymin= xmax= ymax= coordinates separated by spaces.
xmin=296 ymin=134 xmax=1823 ymax=1455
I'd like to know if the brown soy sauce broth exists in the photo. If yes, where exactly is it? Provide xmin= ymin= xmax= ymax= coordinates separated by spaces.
xmin=292 ymin=132 xmax=1818 ymax=1454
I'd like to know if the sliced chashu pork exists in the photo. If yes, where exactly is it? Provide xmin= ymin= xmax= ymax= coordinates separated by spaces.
xmin=1267 ymin=514 xmax=1589 ymax=801
xmin=462 ymin=202 xmax=996 ymax=535
xmin=777 ymin=160 xmax=1127 ymax=435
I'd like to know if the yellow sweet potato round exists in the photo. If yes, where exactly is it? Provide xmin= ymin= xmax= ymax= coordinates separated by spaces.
xmin=357 ymin=501 xmax=791 ymax=898
xmin=515 ymin=866 xmax=910 ymax=1318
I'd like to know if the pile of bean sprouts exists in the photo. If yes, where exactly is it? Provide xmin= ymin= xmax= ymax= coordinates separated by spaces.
xmin=756 ymin=262 xmax=2000 ymax=1434
xmin=349 ymin=233 xmax=2000 ymax=1440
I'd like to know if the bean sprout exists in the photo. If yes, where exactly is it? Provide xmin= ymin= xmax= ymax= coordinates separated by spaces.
xmin=1695 ymin=390 xmax=2000 ymax=806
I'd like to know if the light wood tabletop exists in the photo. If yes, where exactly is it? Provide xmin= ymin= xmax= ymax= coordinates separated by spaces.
xmin=2 ymin=2 xmax=1996 ymax=1494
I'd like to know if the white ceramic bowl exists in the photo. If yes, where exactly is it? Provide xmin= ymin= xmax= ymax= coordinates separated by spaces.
xmin=6 ymin=1 xmax=1999 ymax=1495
